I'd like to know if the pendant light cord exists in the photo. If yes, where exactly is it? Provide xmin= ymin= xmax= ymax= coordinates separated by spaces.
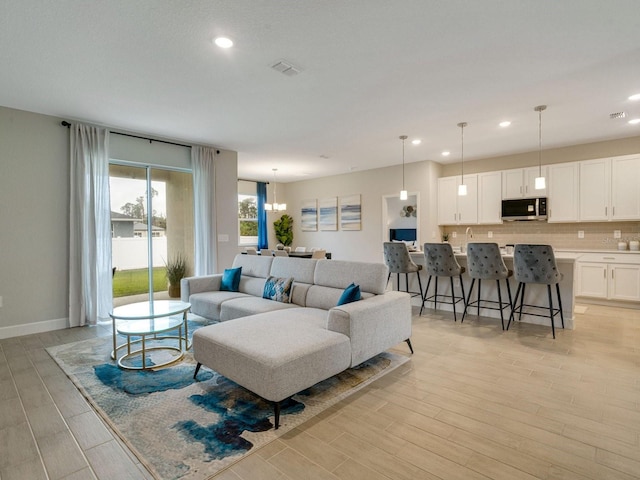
xmin=402 ymin=137 xmax=405 ymax=190
xmin=457 ymin=122 xmax=467 ymax=183
xmin=538 ymin=109 xmax=542 ymax=176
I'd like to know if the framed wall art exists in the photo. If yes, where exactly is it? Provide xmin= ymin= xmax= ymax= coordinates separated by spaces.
xmin=301 ymin=199 xmax=318 ymax=231
xmin=340 ymin=194 xmax=361 ymax=230
xmin=319 ymin=197 xmax=338 ymax=231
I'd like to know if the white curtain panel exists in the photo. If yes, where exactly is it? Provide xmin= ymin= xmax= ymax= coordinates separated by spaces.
xmin=69 ymin=124 xmax=112 ymax=327
xmin=192 ymin=146 xmax=218 ymax=275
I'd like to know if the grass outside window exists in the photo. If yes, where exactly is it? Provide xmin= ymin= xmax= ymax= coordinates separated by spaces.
xmin=113 ymin=267 xmax=167 ymax=297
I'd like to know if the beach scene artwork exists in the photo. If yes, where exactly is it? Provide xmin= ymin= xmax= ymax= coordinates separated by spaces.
xmin=319 ymin=197 xmax=338 ymax=231
xmin=301 ymin=199 xmax=317 ymax=231
xmin=340 ymin=194 xmax=361 ymax=230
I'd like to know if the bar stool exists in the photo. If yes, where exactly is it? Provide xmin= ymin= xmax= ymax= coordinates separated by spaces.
xmin=383 ymin=242 xmax=424 ymax=299
xmin=506 ymin=244 xmax=564 ymax=339
xmin=421 ymin=243 xmax=466 ymax=321
xmin=462 ymin=243 xmax=513 ymax=330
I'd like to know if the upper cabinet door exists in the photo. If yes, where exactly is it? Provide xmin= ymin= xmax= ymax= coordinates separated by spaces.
xmin=502 ymin=169 xmax=524 ymax=199
xmin=579 ymin=158 xmax=610 ymax=221
xmin=524 ymin=166 xmax=547 ymax=197
xmin=457 ymin=174 xmax=478 ymax=224
xmin=478 ymin=171 xmax=503 ymax=224
xmin=611 ymin=155 xmax=640 ymax=220
xmin=437 ymin=176 xmax=459 ymax=225
xmin=548 ymin=162 xmax=578 ymax=223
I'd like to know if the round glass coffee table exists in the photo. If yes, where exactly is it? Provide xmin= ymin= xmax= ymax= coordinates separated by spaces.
xmin=109 ymin=300 xmax=191 ymax=370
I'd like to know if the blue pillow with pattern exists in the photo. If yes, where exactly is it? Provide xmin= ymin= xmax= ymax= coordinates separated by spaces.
xmin=262 ymin=276 xmax=294 ymax=303
xmin=337 ymin=282 xmax=361 ymax=306
xmin=220 ymin=267 xmax=242 ymax=292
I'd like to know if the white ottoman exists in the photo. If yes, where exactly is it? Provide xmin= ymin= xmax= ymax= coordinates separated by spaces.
xmin=192 ymin=310 xmax=351 ymax=428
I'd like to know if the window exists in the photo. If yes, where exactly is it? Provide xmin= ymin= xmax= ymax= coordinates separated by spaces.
xmin=238 ymin=180 xmax=258 ymax=246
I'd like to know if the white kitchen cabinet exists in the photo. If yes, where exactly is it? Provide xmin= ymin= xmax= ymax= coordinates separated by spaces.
xmin=579 ymin=155 xmax=640 ymax=221
xmin=437 ymin=174 xmax=478 ymax=225
xmin=502 ymin=166 xmax=547 ymax=199
xmin=576 ymin=254 xmax=640 ymax=302
xmin=611 ymin=155 xmax=640 ymax=220
xmin=477 ymin=171 xmax=503 ymax=224
xmin=547 ymin=162 xmax=579 ymax=222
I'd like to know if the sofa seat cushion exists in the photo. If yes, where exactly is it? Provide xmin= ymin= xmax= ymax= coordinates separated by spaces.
xmin=219 ymin=296 xmax=300 ymax=321
xmin=189 ymin=291 xmax=250 ymax=321
xmin=193 ymin=311 xmax=352 ymax=402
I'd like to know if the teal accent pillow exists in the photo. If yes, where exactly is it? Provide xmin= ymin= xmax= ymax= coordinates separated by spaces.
xmin=263 ymin=276 xmax=294 ymax=303
xmin=220 ymin=267 xmax=242 ymax=292
xmin=337 ymin=283 xmax=361 ymax=306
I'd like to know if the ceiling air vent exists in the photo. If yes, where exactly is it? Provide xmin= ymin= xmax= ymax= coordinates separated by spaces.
xmin=270 ymin=60 xmax=301 ymax=77
xmin=609 ymin=111 xmax=626 ymax=119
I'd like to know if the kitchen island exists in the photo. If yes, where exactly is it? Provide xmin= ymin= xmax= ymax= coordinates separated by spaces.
xmin=408 ymin=250 xmax=580 ymax=329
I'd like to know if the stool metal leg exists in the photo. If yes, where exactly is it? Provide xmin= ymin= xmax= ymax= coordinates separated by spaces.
xmin=416 ymin=271 xmax=424 ymax=303
xmin=547 ymin=284 xmax=556 ymax=339
xmin=496 ymin=279 xmax=504 ymax=330
xmin=507 ymin=282 xmax=522 ymax=330
xmin=434 ymin=277 xmax=438 ymax=310
xmin=450 ymin=276 xmax=457 ymax=322
xmin=459 ymin=274 xmax=467 ymax=309
xmin=518 ymin=284 xmax=526 ymax=322
xmin=556 ymin=283 xmax=564 ymax=329
xmin=477 ymin=279 xmax=482 ymax=316
xmin=461 ymin=278 xmax=475 ymax=323
xmin=420 ymin=275 xmax=433 ymax=315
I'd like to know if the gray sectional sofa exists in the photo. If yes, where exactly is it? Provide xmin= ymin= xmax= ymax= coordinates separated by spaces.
xmin=182 ymin=254 xmax=412 ymax=428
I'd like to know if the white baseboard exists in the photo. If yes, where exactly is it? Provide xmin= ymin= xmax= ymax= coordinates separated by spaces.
xmin=0 ymin=317 xmax=69 ymax=340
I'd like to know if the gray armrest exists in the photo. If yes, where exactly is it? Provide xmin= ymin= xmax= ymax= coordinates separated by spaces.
xmin=180 ymin=274 xmax=223 ymax=302
xmin=327 ymin=291 xmax=411 ymax=366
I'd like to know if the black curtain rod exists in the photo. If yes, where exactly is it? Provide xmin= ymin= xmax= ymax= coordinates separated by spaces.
xmin=60 ymin=121 xmax=220 ymax=154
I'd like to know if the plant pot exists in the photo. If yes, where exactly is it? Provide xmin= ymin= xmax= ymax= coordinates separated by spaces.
xmin=168 ymin=283 xmax=181 ymax=298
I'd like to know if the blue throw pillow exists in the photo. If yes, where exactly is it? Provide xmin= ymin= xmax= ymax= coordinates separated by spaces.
xmin=263 ymin=276 xmax=294 ymax=303
xmin=337 ymin=283 xmax=361 ymax=306
xmin=220 ymin=267 xmax=242 ymax=292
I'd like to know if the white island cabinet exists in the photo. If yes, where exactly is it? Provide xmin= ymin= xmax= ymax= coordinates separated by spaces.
xmin=576 ymin=253 xmax=640 ymax=303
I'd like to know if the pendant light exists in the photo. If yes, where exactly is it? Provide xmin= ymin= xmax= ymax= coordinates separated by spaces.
xmin=264 ymin=168 xmax=286 ymax=211
xmin=534 ymin=105 xmax=547 ymax=190
xmin=457 ymin=122 xmax=468 ymax=196
xmin=399 ymin=135 xmax=408 ymax=200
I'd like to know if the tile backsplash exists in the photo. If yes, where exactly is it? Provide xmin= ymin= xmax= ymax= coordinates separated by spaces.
xmin=443 ymin=221 xmax=640 ymax=250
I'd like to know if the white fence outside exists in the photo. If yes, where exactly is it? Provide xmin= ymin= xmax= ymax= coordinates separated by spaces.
xmin=112 ymin=237 xmax=168 ymax=270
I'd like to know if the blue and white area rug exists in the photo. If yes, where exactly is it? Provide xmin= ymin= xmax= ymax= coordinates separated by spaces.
xmin=47 ymin=321 xmax=409 ymax=480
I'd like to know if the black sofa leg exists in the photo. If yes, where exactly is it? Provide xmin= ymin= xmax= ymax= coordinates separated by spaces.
xmin=273 ymin=401 xmax=281 ymax=429
xmin=193 ymin=362 xmax=202 ymax=380
xmin=405 ymin=338 xmax=414 ymax=354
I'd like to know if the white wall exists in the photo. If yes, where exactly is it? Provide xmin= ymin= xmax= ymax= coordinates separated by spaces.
xmin=282 ymin=162 xmax=441 ymax=263
xmin=0 ymin=106 xmax=238 ymax=338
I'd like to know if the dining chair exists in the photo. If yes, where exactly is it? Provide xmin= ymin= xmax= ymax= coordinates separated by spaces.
xmin=273 ymin=250 xmax=289 ymax=257
xmin=245 ymin=247 xmax=257 ymax=255
xmin=294 ymin=246 xmax=306 ymax=252
xmin=311 ymin=249 xmax=326 ymax=259
xmin=260 ymin=249 xmax=273 ymax=256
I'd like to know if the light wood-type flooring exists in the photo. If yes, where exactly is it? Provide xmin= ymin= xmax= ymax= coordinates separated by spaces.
xmin=1 ymin=303 xmax=639 ymax=480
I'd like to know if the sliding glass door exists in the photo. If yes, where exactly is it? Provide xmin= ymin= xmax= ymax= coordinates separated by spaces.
xmin=109 ymin=163 xmax=193 ymax=304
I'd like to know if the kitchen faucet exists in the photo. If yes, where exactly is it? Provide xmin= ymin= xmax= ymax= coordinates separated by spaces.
xmin=464 ymin=227 xmax=473 ymax=253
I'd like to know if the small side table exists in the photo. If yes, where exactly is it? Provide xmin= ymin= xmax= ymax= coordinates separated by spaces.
xmin=109 ymin=300 xmax=191 ymax=370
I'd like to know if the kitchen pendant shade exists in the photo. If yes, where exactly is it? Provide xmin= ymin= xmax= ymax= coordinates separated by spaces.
xmin=534 ymin=105 xmax=547 ymax=190
xmin=457 ymin=122 xmax=468 ymax=196
xmin=399 ymin=135 xmax=408 ymax=200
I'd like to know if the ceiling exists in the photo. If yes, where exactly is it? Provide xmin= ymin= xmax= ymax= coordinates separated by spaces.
xmin=2 ymin=0 xmax=640 ymax=183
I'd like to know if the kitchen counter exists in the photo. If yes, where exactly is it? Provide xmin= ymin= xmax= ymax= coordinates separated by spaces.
xmin=408 ymin=250 xmax=577 ymax=329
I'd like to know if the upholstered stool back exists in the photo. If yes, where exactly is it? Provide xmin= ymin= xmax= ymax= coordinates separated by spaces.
xmin=466 ymin=243 xmax=509 ymax=280
xmin=383 ymin=242 xmax=420 ymax=274
xmin=423 ymin=243 xmax=462 ymax=277
xmin=513 ymin=244 xmax=562 ymax=285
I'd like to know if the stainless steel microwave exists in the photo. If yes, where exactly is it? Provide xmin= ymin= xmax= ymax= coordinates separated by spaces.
xmin=501 ymin=197 xmax=547 ymax=221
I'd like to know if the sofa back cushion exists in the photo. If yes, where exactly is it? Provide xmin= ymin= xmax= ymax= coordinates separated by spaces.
xmin=232 ymin=254 xmax=273 ymax=279
xmin=270 ymin=257 xmax=317 ymax=283
xmin=306 ymin=285 xmax=374 ymax=310
xmin=313 ymin=260 xmax=388 ymax=294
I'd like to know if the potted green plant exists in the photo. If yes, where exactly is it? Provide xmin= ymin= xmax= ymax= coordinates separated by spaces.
xmin=273 ymin=214 xmax=294 ymax=247
xmin=165 ymin=253 xmax=187 ymax=298
xmin=442 ymin=233 xmax=450 ymax=243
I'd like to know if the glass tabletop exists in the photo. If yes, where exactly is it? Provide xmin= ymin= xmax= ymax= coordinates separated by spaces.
xmin=116 ymin=316 xmax=184 ymax=336
xmin=110 ymin=300 xmax=191 ymax=320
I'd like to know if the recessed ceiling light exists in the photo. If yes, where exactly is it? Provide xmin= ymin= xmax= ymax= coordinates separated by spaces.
xmin=499 ymin=121 xmax=511 ymax=127
xmin=214 ymin=37 xmax=233 ymax=48
xmin=628 ymin=93 xmax=640 ymax=101
xmin=629 ymin=118 xmax=640 ymax=125
xmin=442 ymin=151 xmax=450 ymax=156
xmin=412 ymin=139 xmax=421 ymax=145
